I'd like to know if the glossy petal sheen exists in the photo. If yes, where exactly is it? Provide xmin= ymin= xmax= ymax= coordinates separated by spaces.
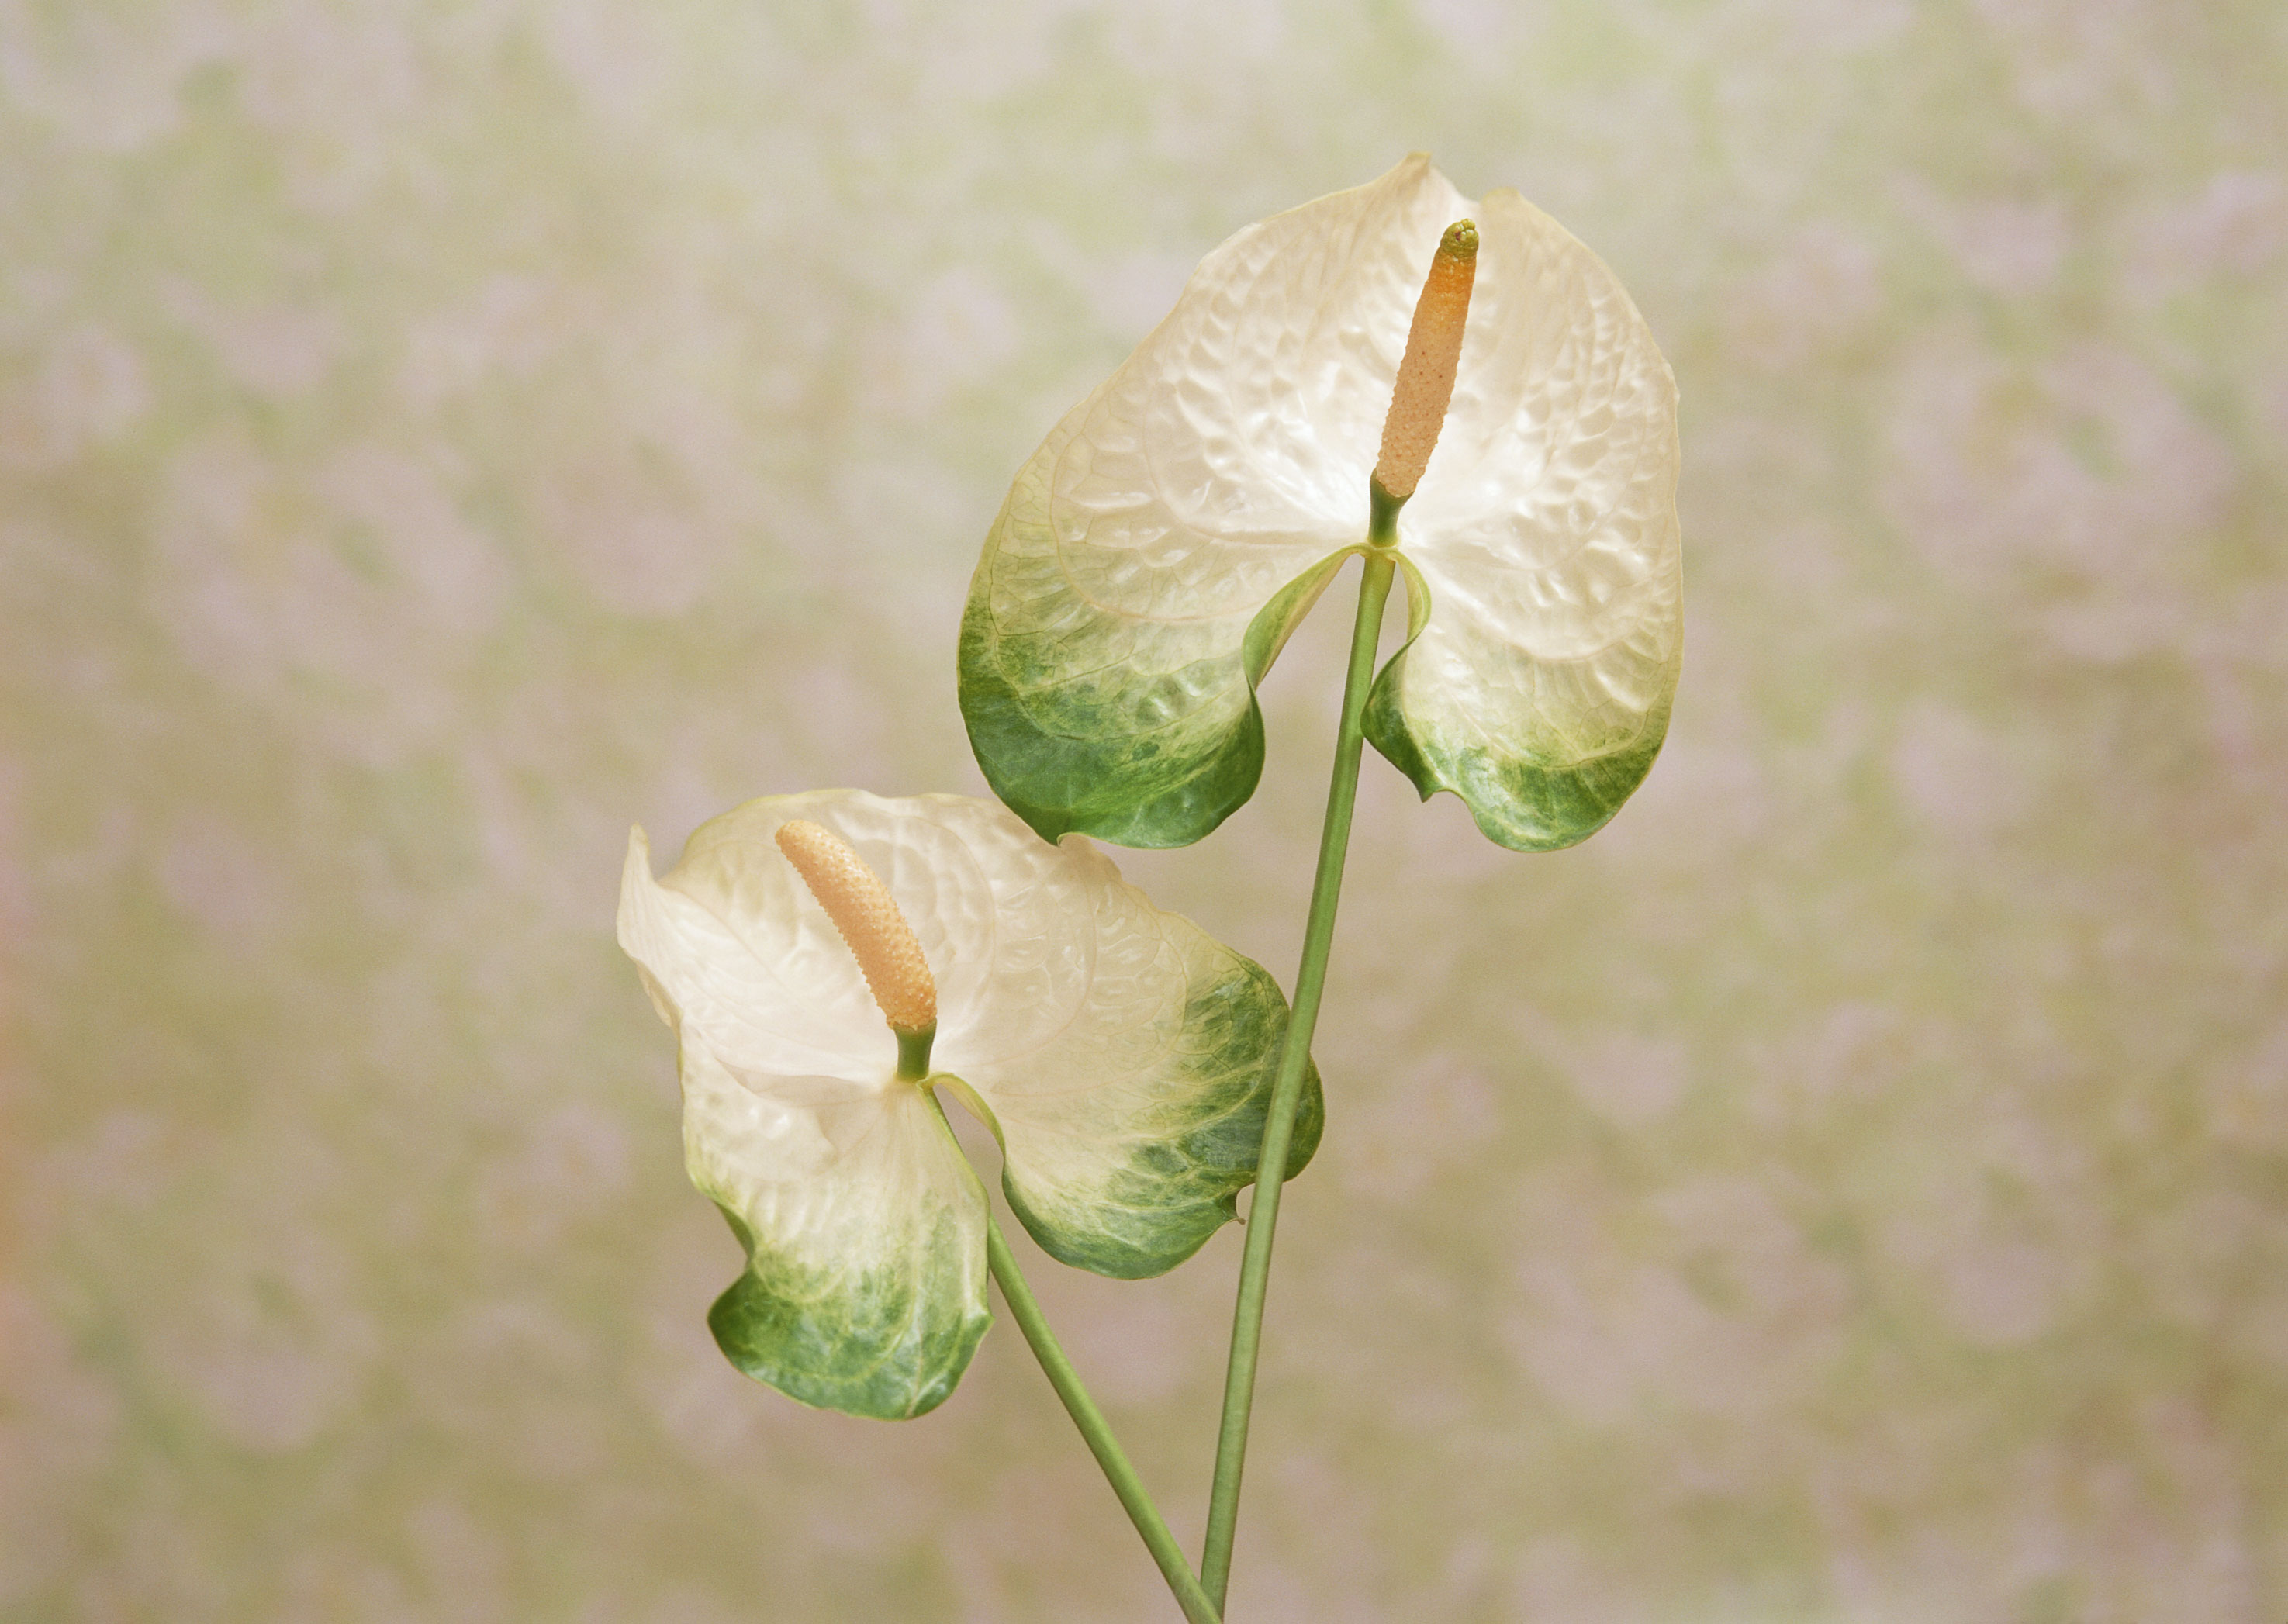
xmin=960 ymin=154 xmax=1681 ymax=850
xmin=617 ymin=790 xmax=1315 ymax=1412
xmin=931 ymin=822 xmax=1322 ymax=1282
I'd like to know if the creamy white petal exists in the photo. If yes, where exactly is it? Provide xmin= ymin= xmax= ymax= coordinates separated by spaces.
xmin=962 ymin=155 xmax=1681 ymax=852
xmin=1051 ymin=152 xmax=1471 ymax=616
xmin=621 ymin=789 xmax=1313 ymax=1333
xmin=940 ymin=834 xmax=1315 ymax=1280
xmin=1368 ymin=188 xmax=1683 ymax=849
xmin=618 ymin=821 xmax=883 ymax=1082
xmin=959 ymin=156 xmax=1474 ymax=848
xmin=679 ymin=1032 xmax=990 ymax=1419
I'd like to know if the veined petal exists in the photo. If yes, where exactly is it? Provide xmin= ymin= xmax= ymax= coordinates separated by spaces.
xmin=1054 ymin=153 xmax=1469 ymax=593
xmin=620 ymin=797 xmax=997 ymax=1416
xmin=963 ymin=156 xmax=1681 ymax=853
xmin=639 ymin=790 xmax=1054 ymax=1056
xmin=1367 ymin=189 xmax=1683 ymax=850
xmin=933 ymin=831 xmax=1321 ymax=1280
xmin=960 ymin=155 xmax=1471 ymax=848
xmin=681 ymin=1034 xmax=990 ymax=1419
xmin=622 ymin=788 xmax=1315 ymax=1388
xmin=618 ymin=823 xmax=884 ymax=1082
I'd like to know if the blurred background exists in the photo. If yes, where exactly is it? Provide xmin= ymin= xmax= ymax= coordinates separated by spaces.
xmin=4 ymin=1 xmax=2285 ymax=1619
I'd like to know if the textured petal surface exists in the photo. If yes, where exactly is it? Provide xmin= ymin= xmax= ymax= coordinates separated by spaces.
xmin=618 ymin=800 xmax=995 ymax=1417
xmin=681 ymin=1039 xmax=989 ymax=1419
xmin=963 ymin=155 xmax=1678 ymax=852
xmin=623 ymin=790 xmax=1313 ymax=1322
xmin=935 ymin=834 xmax=1321 ymax=1280
xmin=618 ymin=823 xmax=881 ymax=1085
xmin=1368 ymin=188 xmax=1684 ymax=849
xmin=959 ymin=156 xmax=1471 ymax=846
xmin=32 ymin=15 xmax=2285 ymax=1613
xmin=649 ymin=790 xmax=1086 ymax=1059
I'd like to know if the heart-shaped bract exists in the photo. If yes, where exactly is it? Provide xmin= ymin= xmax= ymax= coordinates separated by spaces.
xmin=959 ymin=154 xmax=1682 ymax=851
xmin=618 ymin=790 xmax=1319 ymax=1418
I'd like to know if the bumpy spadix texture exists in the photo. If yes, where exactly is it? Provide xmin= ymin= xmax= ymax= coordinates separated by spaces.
xmin=1374 ymin=219 xmax=1478 ymax=502
xmin=773 ymin=818 xmax=937 ymax=1034
xmin=959 ymin=154 xmax=1682 ymax=851
xmin=617 ymin=790 xmax=1320 ymax=1419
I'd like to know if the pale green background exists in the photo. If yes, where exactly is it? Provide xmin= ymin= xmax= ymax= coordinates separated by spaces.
xmin=5 ymin=2 xmax=2285 ymax=1619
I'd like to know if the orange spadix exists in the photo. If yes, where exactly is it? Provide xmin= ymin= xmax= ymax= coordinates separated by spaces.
xmin=1371 ymin=219 xmax=1478 ymax=503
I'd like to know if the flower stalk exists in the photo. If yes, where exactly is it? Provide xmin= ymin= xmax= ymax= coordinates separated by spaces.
xmin=1201 ymin=544 xmax=1396 ymax=1605
xmin=772 ymin=822 xmax=1230 ymax=1619
xmin=1202 ymin=218 xmax=1478 ymax=1608
xmin=977 ymin=1188 xmax=1225 ymax=1624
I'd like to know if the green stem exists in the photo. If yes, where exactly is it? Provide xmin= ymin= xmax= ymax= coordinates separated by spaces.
xmin=983 ymin=1212 xmax=1224 ymax=1624
xmin=1200 ymin=548 xmax=1396 ymax=1608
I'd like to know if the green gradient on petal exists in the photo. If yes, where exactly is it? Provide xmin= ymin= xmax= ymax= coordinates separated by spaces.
xmin=1365 ymin=655 xmax=1675 ymax=852
xmin=1240 ymin=547 xmax=1359 ymax=686
xmin=993 ymin=955 xmax=1324 ymax=1280
xmin=1356 ymin=544 xmax=1675 ymax=851
xmin=956 ymin=579 xmax=1264 ymax=848
xmin=18 ymin=4 xmax=2286 ymax=1615
xmin=959 ymin=510 xmax=1363 ymax=847
xmin=674 ymin=1042 xmax=994 ymax=1422
xmin=707 ymin=1192 xmax=992 ymax=1422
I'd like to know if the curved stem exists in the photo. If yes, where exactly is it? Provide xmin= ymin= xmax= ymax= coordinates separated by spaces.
xmin=983 ymin=1212 xmax=1224 ymax=1624
xmin=1200 ymin=549 xmax=1395 ymax=1608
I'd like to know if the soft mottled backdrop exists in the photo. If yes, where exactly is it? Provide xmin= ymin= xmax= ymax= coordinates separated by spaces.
xmin=5 ymin=2 xmax=2286 ymax=1619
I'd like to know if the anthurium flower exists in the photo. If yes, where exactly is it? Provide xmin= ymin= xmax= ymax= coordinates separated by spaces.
xmin=617 ymin=789 xmax=1319 ymax=1419
xmin=959 ymin=153 xmax=1682 ymax=851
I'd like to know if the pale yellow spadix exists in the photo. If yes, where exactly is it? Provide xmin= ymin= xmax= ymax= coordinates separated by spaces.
xmin=616 ymin=790 xmax=1319 ymax=1421
xmin=774 ymin=818 xmax=937 ymax=1035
